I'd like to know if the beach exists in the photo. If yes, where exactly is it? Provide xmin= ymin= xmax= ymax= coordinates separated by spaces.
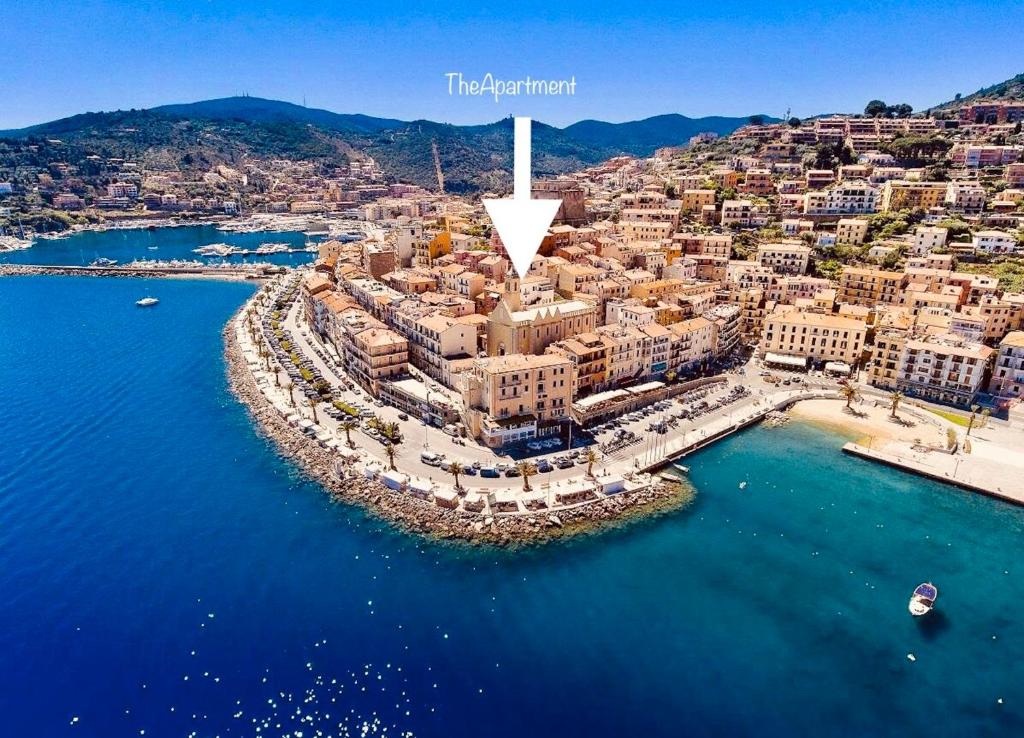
xmin=788 ymin=397 xmax=947 ymax=447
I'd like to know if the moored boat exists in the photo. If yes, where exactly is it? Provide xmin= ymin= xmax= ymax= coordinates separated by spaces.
xmin=136 ymin=297 xmax=159 ymax=307
xmin=908 ymin=582 xmax=938 ymax=616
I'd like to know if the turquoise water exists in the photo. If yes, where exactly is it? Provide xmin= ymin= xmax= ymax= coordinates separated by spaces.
xmin=0 ymin=224 xmax=317 ymax=266
xmin=1 ymin=274 xmax=1023 ymax=737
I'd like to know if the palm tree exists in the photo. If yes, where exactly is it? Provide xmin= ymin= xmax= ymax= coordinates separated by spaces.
xmin=381 ymin=421 xmax=401 ymax=444
xmin=283 ymin=381 xmax=295 ymax=407
xmin=307 ymin=397 xmax=319 ymax=424
xmin=889 ymin=391 xmax=904 ymax=419
xmin=447 ymin=461 xmax=465 ymax=491
xmin=965 ymin=404 xmax=990 ymax=436
xmin=340 ymin=420 xmax=358 ymax=448
xmin=584 ymin=447 xmax=600 ymax=477
xmin=516 ymin=460 xmax=537 ymax=492
xmin=384 ymin=442 xmax=397 ymax=470
xmin=840 ymin=384 xmax=860 ymax=410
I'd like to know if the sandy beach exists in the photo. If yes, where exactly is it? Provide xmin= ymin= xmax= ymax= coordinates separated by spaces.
xmin=788 ymin=397 xmax=947 ymax=447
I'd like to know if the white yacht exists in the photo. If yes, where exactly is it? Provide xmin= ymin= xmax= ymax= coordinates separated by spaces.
xmin=136 ymin=297 xmax=159 ymax=307
xmin=908 ymin=582 xmax=938 ymax=617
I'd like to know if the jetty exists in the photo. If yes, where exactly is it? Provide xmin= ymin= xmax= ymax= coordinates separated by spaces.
xmin=0 ymin=263 xmax=279 ymax=280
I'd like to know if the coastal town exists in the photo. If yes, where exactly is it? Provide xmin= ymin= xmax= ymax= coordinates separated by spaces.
xmin=5 ymin=97 xmax=1024 ymax=540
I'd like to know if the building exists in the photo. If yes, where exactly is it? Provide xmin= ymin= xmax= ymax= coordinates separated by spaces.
xmin=972 ymin=230 xmax=1019 ymax=255
xmin=880 ymin=181 xmax=947 ymax=212
xmin=761 ymin=307 xmax=867 ymax=367
xmin=836 ymin=218 xmax=869 ymax=245
xmin=897 ymin=335 xmax=994 ymax=406
xmin=460 ymin=353 xmax=574 ymax=447
xmin=838 ymin=267 xmax=905 ymax=306
xmin=803 ymin=182 xmax=878 ymax=215
xmin=487 ymin=275 xmax=598 ymax=356
xmin=912 ymin=226 xmax=948 ymax=255
xmin=347 ymin=328 xmax=409 ymax=395
xmin=988 ymin=331 xmax=1024 ymax=400
xmin=756 ymin=242 xmax=812 ymax=275
xmin=721 ymin=200 xmax=753 ymax=227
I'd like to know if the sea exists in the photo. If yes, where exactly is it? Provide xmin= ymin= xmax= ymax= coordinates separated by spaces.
xmin=1 ymin=229 xmax=1022 ymax=737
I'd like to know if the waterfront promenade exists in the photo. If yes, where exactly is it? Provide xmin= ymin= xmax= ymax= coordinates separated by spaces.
xmin=233 ymin=276 xmax=846 ymax=526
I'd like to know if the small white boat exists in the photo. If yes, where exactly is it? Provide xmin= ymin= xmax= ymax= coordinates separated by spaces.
xmin=909 ymin=582 xmax=938 ymax=616
xmin=739 ymin=481 xmax=747 ymax=490
xmin=91 ymin=257 xmax=118 ymax=267
xmin=136 ymin=297 xmax=159 ymax=307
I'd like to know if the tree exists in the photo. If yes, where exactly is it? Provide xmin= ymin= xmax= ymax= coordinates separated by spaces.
xmin=584 ymin=447 xmax=600 ymax=477
xmin=946 ymin=427 xmax=958 ymax=452
xmin=283 ymin=381 xmax=295 ymax=407
xmin=341 ymin=420 xmax=358 ymax=448
xmin=840 ymin=384 xmax=860 ymax=409
xmin=865 ymin=99 xmax=888 ymax=117
xmin=787 ymin=117 xmax=802 ymax=128
xmin=516 ymin=460 xmax=537 ymax=492
xmin=889 ymin=391 xmax=904 ymax=419
xmin=384 ymin=442 xmax=397 ymax=470
xmin=889 ymin=103 xmax=913 ymax=119
xmin=748 ymin=115 xmax=766 ymax=126
xmin=446 ymin=461 xmax=465 ymax=491
xmin=307 ymin=397 xmax=319 ymax=424
xmin=965 ymin=405 xmax=989 ymax=436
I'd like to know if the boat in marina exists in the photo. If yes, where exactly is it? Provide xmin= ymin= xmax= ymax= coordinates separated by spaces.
xmin=254 ymin=242 xmax=290 ymax=255
xmin=193 ymin=243 xmax=238 ymax=257
xmin=90 ymin=257 xmax=118 ymax=267
xmin=135 ymin=297 xmax=159 ymax=307
xmin=908 ymin=582 xmax=938 ymax=616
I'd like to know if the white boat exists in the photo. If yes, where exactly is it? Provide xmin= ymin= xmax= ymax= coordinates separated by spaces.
xmin=193 ymin=243 xmax=238 ymax=257
xmin=136 ymin=297 xmax=159 ymax=307
xmin=254 ymin=242 xmax=290 ymax=255
xmin=908 ymin=582 xmax=938 ymax=616
xmin=90 ymin=257 xmax=118 ymax=267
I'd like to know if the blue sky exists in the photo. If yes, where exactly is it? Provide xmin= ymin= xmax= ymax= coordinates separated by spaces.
xmin=1 ymin=0 xmax=1022 ymax=129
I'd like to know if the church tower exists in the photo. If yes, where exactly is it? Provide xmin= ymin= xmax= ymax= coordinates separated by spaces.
xmin=503 ymin=271 xmax=522 ymax=311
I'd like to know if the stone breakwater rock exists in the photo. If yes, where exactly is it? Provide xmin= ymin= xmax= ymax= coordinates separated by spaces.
xmin=222 ymin=309 xmax=696 ymax=545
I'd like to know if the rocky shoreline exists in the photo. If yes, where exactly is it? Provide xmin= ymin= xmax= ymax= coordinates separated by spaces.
xmin=222 ymin=309 xmax=696 ymax=546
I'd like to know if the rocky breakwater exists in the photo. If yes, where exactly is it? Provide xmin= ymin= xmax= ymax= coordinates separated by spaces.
xmin=223 ymin=310 xmax=696 ymax=545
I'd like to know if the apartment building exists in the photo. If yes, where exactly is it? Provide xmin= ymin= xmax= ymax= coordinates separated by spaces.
xmin=897 ymin=335 xmax=994 ymax=406
xmin=668 ymin=316 xmax=717 ymax=371
xmin=988 ymin=331 xmax=1024 ymax=400
xmin=912 ymin=226 xmax=948 ymax=255
xmin=944 ymin=182 xmax=986 ymax=214
xmin=880 ymin=181 xmax=948 ymax=212
xmin=838 ymin=266 xmax=906 ymax=306
xmin=348 ymin=328 xmax=410 ymax=395
xmin=546 ymin=332 xmax=613 ymax=397
xmin=761 ymin=307 xmax=867 ymax=366
xmin=681 ymin=189 xmax=715 ymax=213
xmin=836 ymin=218 xmax=869 ymax=245
xmin=803 ymin=182 xmax=878 ymax=215
xmin=972 ymin=230 xmax=1019 ymax=255
xmin=756 ymin=242 xmax=812 ymax=275
xmin=721 ymin=200 xmax=754 ymax=227
xmin=460 ymin=353 xmax=574 ymax=447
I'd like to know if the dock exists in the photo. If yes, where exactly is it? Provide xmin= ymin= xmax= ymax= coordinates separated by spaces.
xmin=841 ymin=442 xmax=1024 ymax=507
xmin=0 ymin=263 xmax=279 ymax=280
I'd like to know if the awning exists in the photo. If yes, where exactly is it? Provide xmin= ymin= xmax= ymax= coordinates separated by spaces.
xmin=824 ymin=361 xmax=852 ymax=375
xmin=764 ymin=352 xmax=808 ymax=369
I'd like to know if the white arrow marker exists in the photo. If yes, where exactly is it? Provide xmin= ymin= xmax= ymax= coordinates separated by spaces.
xmin=483 ymin=116 xmax=562 ymax=278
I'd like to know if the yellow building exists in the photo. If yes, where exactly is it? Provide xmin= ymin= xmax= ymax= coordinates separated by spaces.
xmin=761 ymin=307 xmax=867 ymax=366
xmin=460 ymin=353 xmax=574 ymax=447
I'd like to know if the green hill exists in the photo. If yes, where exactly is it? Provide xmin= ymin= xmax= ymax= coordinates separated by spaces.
xmin=0 ymin=97 xmax=764 ymax=192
